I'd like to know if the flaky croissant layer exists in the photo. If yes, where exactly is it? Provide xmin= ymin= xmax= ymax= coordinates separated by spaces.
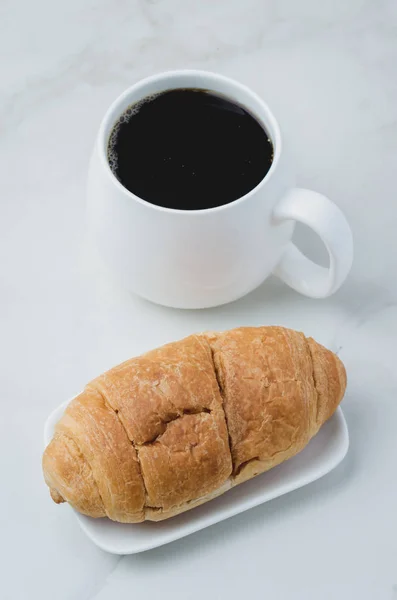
xmin=43 ymin=326 xmax=346 ymax=522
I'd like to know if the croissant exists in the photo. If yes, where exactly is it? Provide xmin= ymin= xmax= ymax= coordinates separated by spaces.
xmin=43 ymin=326 xmax=346 ymax=522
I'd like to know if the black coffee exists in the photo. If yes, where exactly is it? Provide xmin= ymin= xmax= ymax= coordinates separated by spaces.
xmin=108 ymin=89 xmax=273 ymax=210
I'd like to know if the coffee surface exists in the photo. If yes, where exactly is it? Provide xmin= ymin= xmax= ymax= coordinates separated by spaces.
xmin=108 ymin=89 xmax=273 ymax=210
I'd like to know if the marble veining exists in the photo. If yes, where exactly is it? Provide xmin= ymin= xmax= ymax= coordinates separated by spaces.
xmin=1 ymin=0 xmax=397 ymax=598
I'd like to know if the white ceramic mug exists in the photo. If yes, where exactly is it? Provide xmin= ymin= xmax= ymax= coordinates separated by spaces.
xmin=87 ymin=70 xmax=353 ymax=309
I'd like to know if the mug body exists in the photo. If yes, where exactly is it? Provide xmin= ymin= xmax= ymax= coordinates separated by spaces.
xmin=87 ymin=70 xmax=295 ymax=308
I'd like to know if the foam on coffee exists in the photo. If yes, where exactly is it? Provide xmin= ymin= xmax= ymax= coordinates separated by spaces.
xmin=108 ymin=94 xmax=161 ymax=173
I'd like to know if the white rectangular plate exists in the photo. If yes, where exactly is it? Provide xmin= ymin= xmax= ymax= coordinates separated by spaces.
xmin=44 ymin=400 xmax=348 ymax=555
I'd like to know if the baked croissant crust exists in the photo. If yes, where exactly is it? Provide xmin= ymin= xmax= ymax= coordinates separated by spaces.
xmin=43 ymin=326 xmax=346 ymax=522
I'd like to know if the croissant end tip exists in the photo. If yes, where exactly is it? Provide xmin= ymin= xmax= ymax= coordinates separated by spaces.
xmin=50 ymin=488 xmax=65 ymax=504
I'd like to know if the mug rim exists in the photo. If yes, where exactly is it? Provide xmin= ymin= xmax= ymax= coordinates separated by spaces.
xmin=97 ymin=69 xmax=282 ymax=215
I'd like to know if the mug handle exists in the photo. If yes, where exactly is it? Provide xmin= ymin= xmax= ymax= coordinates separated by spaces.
xmin=272 ymin=188 xmax=353 ymax=298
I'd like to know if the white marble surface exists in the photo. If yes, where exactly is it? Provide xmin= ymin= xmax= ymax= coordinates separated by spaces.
xmin=1 ymin=0 xmax=397 ymax=598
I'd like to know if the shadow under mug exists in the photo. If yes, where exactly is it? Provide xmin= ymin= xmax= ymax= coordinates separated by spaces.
xmin=87 ymin=70 xmax=353 ymax=309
